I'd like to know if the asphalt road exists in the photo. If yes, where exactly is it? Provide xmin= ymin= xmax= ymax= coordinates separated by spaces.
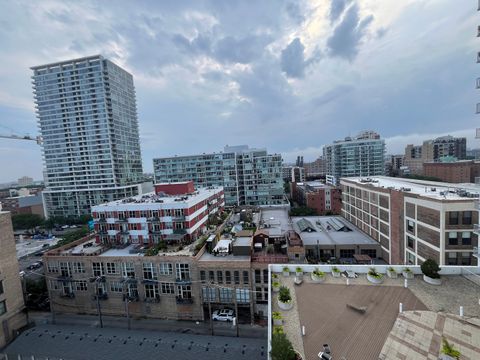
xmin=29 ymin=312 xmax=268 ymax=339
xmin=18 ymin=255 xmax=45 ymax=281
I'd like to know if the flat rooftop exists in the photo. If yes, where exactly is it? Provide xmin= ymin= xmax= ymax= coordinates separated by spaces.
xmin=342 ymin=176 xmax=480 ymax=200
xmin=198 ymin=251 xmax=251 ymax=262
xmin=296 ymin=181 xmax=333 ymax=190
xmin=99 ymin=244 xmax=144 ymax=257
xmin=92 ymin=186 xmax=223 ymax=209
xmin=4 ymin=324 xmax=267 ymax=360
xmin=61 ymin=239 xmax=104 ymax=256
xmin=258 ymin=208 xmax=292 ymax=234
xmin=296 ymin=284 xmax=427 ymax=360
xmin=291 ymin=216 xmax=378 ymax=246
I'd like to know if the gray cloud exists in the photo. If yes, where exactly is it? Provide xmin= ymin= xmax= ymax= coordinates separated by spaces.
xmin=329 ymin=0 xmax=352 ymax=23
xmin=285 ymin=2 xmax=305 ymax=24
xmin=280 ymin=38 xmax=306 ymax=78
xmin=327 ymin=3 xmax=373 ymax=60
xmin=213 ymin=35 xmax=271 ymax=64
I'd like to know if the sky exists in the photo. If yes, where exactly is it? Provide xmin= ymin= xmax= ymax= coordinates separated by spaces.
xmin=0 ymin=0 xmax=478 ymax=182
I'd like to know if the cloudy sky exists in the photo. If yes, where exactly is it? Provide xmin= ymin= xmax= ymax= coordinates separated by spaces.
xmin=0 ymin=0 xmax=478 ymax=182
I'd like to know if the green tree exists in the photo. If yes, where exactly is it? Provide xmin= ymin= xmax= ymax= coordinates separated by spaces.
xmin=11 ymin=213 xmax=44 ymax=230
xmin=421 ymin=258 xmax=441 ymax=279
xmin=271 ymin=333 xmax=296 ymax=360
xmin=289 ymin=206 xmax=317 ymax=216
xmin=52 ymin=227 xmax=89 ymax=248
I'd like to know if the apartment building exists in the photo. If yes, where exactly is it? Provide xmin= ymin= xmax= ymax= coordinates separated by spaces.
xmin=1 ymin=194 xmax=44 ymax=218
xmin=341 ymin=176 xmax=478 ymax=266
xmin=324 ymin=131 xmax=385 ymax=185
xmin=291 ymin=181 xmax=342 ymax=215
xmin=17 ymin=177 xmax=33 ymax=187
xmin=404 ymin=135 xmax=467 ymax=175
xmin=303 ymin=156 xmax=326 ymax=178
xmin=153 ymin=145 xmax=284 ymax=206
xmin=92 ymin=181 xmax=224 ymax=246
xmin=31 ymin=55 xmax=144 ymax=218
xmin=282 ymin=166 xmax=305 ymax=183
xmin=0 ymin=212 xmax=27 ymax=348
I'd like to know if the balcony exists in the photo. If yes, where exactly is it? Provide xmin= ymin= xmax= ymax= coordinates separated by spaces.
xmin=149 ymin=229 xmax=162 ymax=234
xmin=98 ymin=218 xmax=106 ymax=223
xmin=473 ymin=246 xmax=479 ymax=259
xmin=474 ymin=224 xmax=480 ymax=235
xmin=176 ymin=296 xmax=194 ymax=305
xmin=98 ymin=229 xmax=108 ymax=235
xmin=172 ymin=216 xmax=186 ymax=221
xmin=148 ymin=217 xmax=161 ymax=222
xmin=173 ymin=228 xmax=187 ymax=235
xmin=175 ymin=277 xmax=191 ymax=285
xmin=116 ymin=218 xmax=127 ymax=223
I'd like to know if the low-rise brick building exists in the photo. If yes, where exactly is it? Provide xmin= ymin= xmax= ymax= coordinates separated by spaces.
xmin=291 ymin=181 xmax=342 ymax=215
xmin=341 ymin=176 xmax=478 ymax=266
xmin=423 ymin=160 xmax=480 ymax=183
xmin=0 ymin=212 xmax=27 ymax=348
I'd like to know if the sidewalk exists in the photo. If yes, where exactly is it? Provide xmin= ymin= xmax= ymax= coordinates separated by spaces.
xmin=29 ymin=311 xmax=267 ymax=339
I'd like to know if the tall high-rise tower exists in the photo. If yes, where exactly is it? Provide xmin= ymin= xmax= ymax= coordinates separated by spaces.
xmin=31 ymin=55 xmax=144 ymax=218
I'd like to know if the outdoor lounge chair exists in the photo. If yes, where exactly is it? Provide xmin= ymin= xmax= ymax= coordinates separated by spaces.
xmin=294 ymin=276 xmax=303 ymax=285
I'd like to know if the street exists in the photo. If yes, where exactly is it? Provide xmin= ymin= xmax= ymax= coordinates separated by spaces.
xmin=29 ymin=311 xmax=268 ymax=339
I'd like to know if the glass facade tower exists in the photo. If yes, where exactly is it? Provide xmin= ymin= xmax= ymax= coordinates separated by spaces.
xmin=31 ymin=55 xmax=144 ymax=218
xmin=153 ymin=146 xmax=284 ymax=206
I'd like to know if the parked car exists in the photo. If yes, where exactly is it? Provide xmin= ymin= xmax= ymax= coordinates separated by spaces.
xmin=212 ymin=309 xmax=235 ymax=322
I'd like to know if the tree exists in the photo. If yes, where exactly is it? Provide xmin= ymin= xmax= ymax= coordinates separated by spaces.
xmin=289 ymin=206 xmax=317 ymax=216
xmin=11 ymin=214 xmax=44 ymax=230
xmin=52 ymin=227 xmax=89 ymax=248
xmin=271 ymin=333 xmax=296 ymax=360
xmin=421 ymin=258 xmax=441 ymax=279
xmin=441 ymin=338 xmax=461 ymax=359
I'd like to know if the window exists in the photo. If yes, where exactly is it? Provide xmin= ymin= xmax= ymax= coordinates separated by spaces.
xmin=122 ymin=263 xmax=135 ymax=278
xmin=159 ymin=263 xmax=173 ymax=275
xmin=127 ymin=283 xmax=138 ymax=298
xmin=448 ymin=232 xmax=458 ymax=246
xmin=72 ymin=262 xmax=85 ymax=273
xmin=339 ymin=249 xmax=354 ymax=258
xmin=236 ymin=289 xmax=250 ymax=304
xmin=449 ymin=212 xmax=459 ymax=225
xmin=462 ymin=211 xmax=472 ymax=225
xmin=461 ymin=252 xmax=472 ymax=265
xmin=217 ymin=271 xmax=223 ymax=284
xmin=177 ymin=285 xmax=192 ymax=299
xmin=49 ymin=280 xmax=59 ymax=290
xmin=0 ymin=300 xmax=6 ymax=316
xmin=160 ymin=282 xmax=175 ymax=294
xmin=407 ymin=220 xmax=415 ymax=234
xmin=263 ymin=269 xmax=268 ymax=283
xmin=47 ymin=261 xmax=59 ymax=273
xmin=175 ymin=263 xmax=190 ymax=281
xmin=106 ymin=262 xmax=117 ymax=275
xmin=447 ymin=252 xmax=457 ymax=265
xmin=0 ymin=280 xmax=3 ymax=295
xmin=143 ymin=263 xmax=157 ymax=280
xmin=144 ymin=284 xmax=159 ymax=299
xmin=234 ymin=271 xmax=240 ymax=285
xmin=243 ymin=271 xmax=249 ymax=285
xmin=462 ymin=232 xmax=471 ymax=245
xmin=208 ymin=271 xmax=215 ymax=282
xmin=407 ymin=236 xmax=415 ymax=249
xmin=202 ymin=287 xmax=216 ymax=302
xmin=406 ymin=251 xmax=415 ymax=265
xmin=255 ymin=270 xmax=261 ymax=283
xmin=110 ymin=282 xmax=124 ymax=293
xmin=60 ymin=262 xmax=71 ymax=277
xmin=200 ymin=271 xmax=206 ymax=283
xmin=225 ymin=271 xmax=231 ymax=284
xmin=75 ymin=281 xmax=88 ymax=291
xmin=92 ymin=262 xmax=104 ymax=276
xmin=219 ymin=288 xmax=233 ymax=302
xmin=256 ymin=287 xmax=262 ymax=301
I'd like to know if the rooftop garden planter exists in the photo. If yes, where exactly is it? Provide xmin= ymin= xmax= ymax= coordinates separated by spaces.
xmin=272 ymin=281 xmax=281 ymax=293
xmin=441 ymin=338 xmax=461 ymax=360
xmin=272 ymin=273 xmax=278 ymax=280
xmin=272 ymin=311 xmax=283 ymax=326
xmin=331 ymin=266 xmax=341 ymax=278
xmin=402 ymin=268 xmax=414 ymax=279
xmin=311 ymin=268 xmax=326 ymax=283
xmin=282 ymin=266 xmax=290 ymax=277
xmin=387 ymin=267 xmax=398 ymax=279
xmin=277 ymin=286 xmax=293 ymax=311
xmin=421 ymin=259 xmax=442 ymax=285
xmin=367 ymin=267 xmax=384 ymax=284
xmin=295 ymin=266 xmax=303 ymax=281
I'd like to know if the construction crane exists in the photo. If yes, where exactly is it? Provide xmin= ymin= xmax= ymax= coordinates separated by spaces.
xmin=0 ymin=134 xmax=43 ymax=144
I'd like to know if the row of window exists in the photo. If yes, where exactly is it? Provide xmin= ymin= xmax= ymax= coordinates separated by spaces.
xmin=199 ymin=270 xmax=249 ymax=285
xmin=201 ymin=287 xmax=250 ymax=303
xmin=97 ymin=209 xmax=186 ymax=219
xmin=47 ymin=261 xmax=190 ymax=280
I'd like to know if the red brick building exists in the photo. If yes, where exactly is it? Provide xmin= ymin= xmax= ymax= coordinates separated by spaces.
xmin=291 ymin=181 xmax=342 ymax=215
xmin=423 ymin=160 xmax=480 ymax=183
xmin=92 ymin=181 xmax=224 ymax=246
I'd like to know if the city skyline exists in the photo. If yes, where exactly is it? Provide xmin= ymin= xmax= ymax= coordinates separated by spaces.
xmin=0 ymin=0 xmax=478 ymax=183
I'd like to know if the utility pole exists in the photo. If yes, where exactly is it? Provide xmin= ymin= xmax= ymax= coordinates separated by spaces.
xmin=208 ymin=284 xmax=213 ymax=336
xmin=123 ymin=280 xmax=131 ymax=330
xmin=90 ymin=276 xmax=104 ymax=328
xmin=233 ymin=287 xmax=239 ymax=337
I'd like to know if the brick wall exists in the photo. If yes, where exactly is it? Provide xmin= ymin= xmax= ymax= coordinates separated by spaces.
xmin=417 ymin=224 xmax=440 ymax=247
xmin=417 ymin=242 xmax=440 ymax=263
